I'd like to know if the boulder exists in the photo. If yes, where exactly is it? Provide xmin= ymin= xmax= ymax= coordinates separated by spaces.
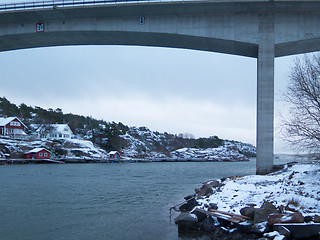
xmin=268 ymin=211 xmax=304 ymax=225
xmin=208 ymin=203 xmax=218 ymax=211
xmin=276 ymin=225 xmax=291 ymax=239
xmin=208 ymin=179 xmax=221 ymax=188
xmin=240 ymin=206 xmax=255 ymax=219
xmin=254 ymin=201 xmax=279 ymax=224
xmin=192 ymin=209 xmax=207 ymax=222
xmin=199 ymin=216 xmax=218 ymax=233
xmin=274 ymin=223 xmax=320 ymax=239
xmin=179 ymin=196 xmax=198 ymax=212
xmin=174 ymin=212 xmax=199 ymax=229
xmin=314 ymin=215 xmax=320 ymax=223
xmin=197 ymin=184 xmax=213 ymax=197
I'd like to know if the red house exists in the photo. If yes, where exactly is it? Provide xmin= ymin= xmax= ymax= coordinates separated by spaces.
xmin=109 ymin=151 xmax=120 ymax=160
xmin=0 ymin=117 xmax=27 ymax=136
xmin=24 ymin=148 xmax=51 ymax=159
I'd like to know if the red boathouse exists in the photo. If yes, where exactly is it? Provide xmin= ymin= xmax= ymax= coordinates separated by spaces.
xmin=24 ymin=148 xmax=51 ymax=159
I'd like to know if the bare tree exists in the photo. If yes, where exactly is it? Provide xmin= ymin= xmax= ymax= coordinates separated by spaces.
xmin=281 ymin=53 xmax=320 ymax=152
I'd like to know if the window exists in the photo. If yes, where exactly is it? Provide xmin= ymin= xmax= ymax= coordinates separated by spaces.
xmin=10 ymin=121 xmax=21 ymax=127
xmin=44 ymin=153 xmax=48 ymax=157
xmin=39 ymin=152 xmax=43 ymax=157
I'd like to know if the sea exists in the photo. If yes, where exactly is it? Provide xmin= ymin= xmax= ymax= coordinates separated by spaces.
xmin=0 ymin=158 xmax=297 ymax=240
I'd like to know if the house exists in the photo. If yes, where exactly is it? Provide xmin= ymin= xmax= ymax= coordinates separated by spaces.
xmin=109 ymin=151 xmax=120 ymax=160
xmin=37 ymin=124 xmax=73 ymax=139
xmin=0 ymin=116 xmax=27 ymax=136
xmin=24 ymin=148 xmax=51 ymax=159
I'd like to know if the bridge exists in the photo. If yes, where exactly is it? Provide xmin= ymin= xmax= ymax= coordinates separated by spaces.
xmin=1 ymin=0 xmax=320 ymax=174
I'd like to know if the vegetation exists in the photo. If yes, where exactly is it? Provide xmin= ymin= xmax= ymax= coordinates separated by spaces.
xmin=281 ymin=53 xmax=320 ymax=152
xmin=0 ymin=97 xmax=225 ymax=153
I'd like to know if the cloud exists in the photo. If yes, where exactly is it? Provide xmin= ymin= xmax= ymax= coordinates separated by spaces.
xmin=0 ymin=42 xmax=296 ymax=152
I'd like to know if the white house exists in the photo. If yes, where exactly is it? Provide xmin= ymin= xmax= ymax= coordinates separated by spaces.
xmin=37 ymin=124 xmax=73 ymax=139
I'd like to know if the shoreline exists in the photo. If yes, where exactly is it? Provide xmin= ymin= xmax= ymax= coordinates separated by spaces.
xmin=0 ymin=157 xmax=251 ymax=165
xmin=173 ymin=161 xmax=320 ymax=240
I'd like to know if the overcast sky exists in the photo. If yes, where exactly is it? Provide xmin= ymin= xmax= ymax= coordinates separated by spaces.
xmin=0 ymin=0 xmax=299 ymax=153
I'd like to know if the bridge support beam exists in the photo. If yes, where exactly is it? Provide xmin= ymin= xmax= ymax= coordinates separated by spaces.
xmin=256 ymin=14 xmax=274 ymax=175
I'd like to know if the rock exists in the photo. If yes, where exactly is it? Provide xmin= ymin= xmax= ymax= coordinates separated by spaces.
xmin=251 ymin=221 xmax=268 ymax=234
xmin=208 ymin=179 xmax=221 ymax=188
xmin=276 ymin=226 xmax=291 ymax=239
xmin=268 ymin=213 xmax=284 ymax=225
xmin=314 ymin=215 xmax=320 ymax=223
xmin=236 ymin=221 xmax=253 ymax=233
xmin=274 ymin=223 xmax=320 ymax=239
xmin=240 ymin=206 xmax=255 ymax=219
xmin=179 ymin=197 xmax=198 ymax=212
xmin=268 ymin=211 xmax=304 ymax=225
xmin=174 ymin=212 xmax=199 ymax=229
xmin=197 ymin=183 xmax=213 ymax=197
xmin=254 ymin=201 xmax=279 ymax=224
xmin=208 ymin=203 xmax=218 ymax=210
xmin=261 ymin=201 xmax=279 ymax=212
xmin=199 ymin=216 xmax=218 ymax=233
xmin=192 ymin=209 xmax=207 ymax=222
xmin=304 ymin=215 xmax=313 ymax=223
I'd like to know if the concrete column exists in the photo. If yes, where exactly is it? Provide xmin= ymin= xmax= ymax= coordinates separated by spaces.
xmin=256 ymin=14 xmax=274 ymax=175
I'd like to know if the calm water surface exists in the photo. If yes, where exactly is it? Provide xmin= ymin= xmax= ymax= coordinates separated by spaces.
xmin=0 ymin=159 xmax=294 ymax=240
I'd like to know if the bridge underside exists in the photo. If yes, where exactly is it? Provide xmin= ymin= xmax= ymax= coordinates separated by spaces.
xmin=1 ymin=31 xmax=320 ymax=58
xmin=0 ymin=31 xmax=259 ymax=57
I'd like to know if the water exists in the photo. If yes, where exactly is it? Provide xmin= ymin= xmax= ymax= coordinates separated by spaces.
xmin=0 ymin=159 xmax=294 ymax=240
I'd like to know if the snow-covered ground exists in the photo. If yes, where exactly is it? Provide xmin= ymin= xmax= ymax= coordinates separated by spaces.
xmin=171 ymin=146 xmax=249 ymax=161
xmin=0 ymin=137 xmax=108 ymax=159
xmin=198 ymin=162 xmax=320 ymax=216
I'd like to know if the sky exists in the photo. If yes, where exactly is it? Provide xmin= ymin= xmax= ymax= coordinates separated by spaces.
xmin=0 ymin=0 xmax=300 ymax=153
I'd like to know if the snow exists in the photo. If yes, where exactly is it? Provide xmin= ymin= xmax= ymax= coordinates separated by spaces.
xmin=197 ymin=163 xmax=320 ymax=216
xmin=0 ymin=117 xmax=16 ymax=126
xmin=171 ymin=146 xmax=249 ymax=161
xmin=25 ymin=147 xmax=49 ymax=154
xmin=0 ymin=137 xmax=108 ymax=159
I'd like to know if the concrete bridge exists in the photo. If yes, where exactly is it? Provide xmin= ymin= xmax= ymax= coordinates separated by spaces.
xmin=1 ymin=0 xmax=320 ymax=174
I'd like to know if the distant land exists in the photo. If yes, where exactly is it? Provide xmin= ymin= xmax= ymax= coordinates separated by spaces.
xmin=0 ymin=97 xmax=256 ymax=161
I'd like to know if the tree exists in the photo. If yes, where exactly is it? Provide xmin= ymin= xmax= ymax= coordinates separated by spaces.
xmin=281 ymin=53 xmax=320 ymax=151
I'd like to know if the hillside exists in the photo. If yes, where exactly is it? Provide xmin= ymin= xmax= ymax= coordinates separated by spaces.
xmin=0 ymin=97 xmax=256 ymax=161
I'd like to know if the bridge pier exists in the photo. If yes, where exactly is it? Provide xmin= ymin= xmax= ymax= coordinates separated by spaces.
xmin=256 ymin=14 xmax=275 ymax=175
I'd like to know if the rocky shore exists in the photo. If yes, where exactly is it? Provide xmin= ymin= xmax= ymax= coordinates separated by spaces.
xmin=172 ymin=162 xmax=320 ymax=240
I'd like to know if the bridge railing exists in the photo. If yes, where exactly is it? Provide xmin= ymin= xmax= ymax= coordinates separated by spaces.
xmin=0 ymin=0 xmax=171 ymax=12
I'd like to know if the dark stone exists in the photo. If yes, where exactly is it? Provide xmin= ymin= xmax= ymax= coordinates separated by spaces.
xmin=254 ymin=201 xmax=279 ymax=224
xmin=192 ymin=209 xmax=207 ymax=222
xmin=174 ymin=212 xmax=199 ymax=229
xmin=268 ymin=213 xmax=284 ymax=225
xmin=305 ymin=216 xmax=313 ymax=223
xmin=240 ymin=206 xmax=255 ymax=219
xmin=277 ymin=225 xmax=291 ymax=239
xmin=236 ymin=222 xmax=253 ymax=233
xmin=209 ymin=203 xmax=218 ymax=210
xmin=274 ymin=223 xmax=320 ymax=239
xmin=208 ymin=179 xmax=221 ymax=188
xmin=251 ymin=222 xmax=268 ymax=234
xmin=199 ymin=216 xmax=218 ymax=233
xmin=197 ymin=183 xmax=213 ymax=197
xmin=209 ymin=227 xmax=261 ymax=240
xmin=314 ymin=215 xmax=320 ymax=223
xmin=179 ymin=198 xmax=198 ymax=212
xmin=268 ymin=211 xmax=305 ymax=225
xmin=184 ymin=194 xmax=196 ymax=200
xmin=261 ymin=201 xmax=279 ymax=212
